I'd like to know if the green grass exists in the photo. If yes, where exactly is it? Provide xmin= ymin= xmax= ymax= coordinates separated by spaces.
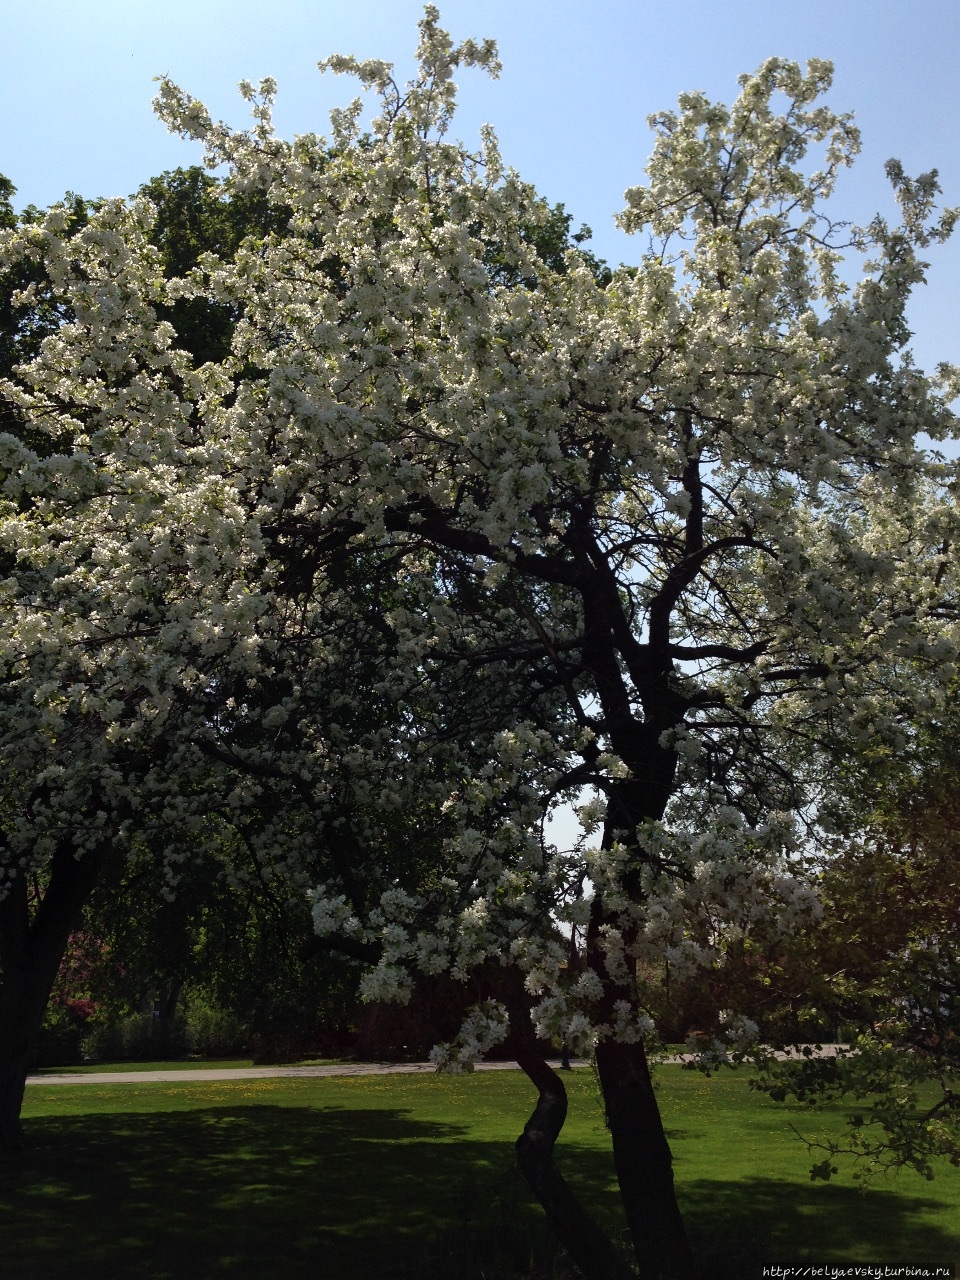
xmin=3 ymin=1066 xmax=959 ymax=1279
xmin=28 ymin=1057 xmax=346 ymax=1075
xmin=28 ymin=1058 xmax=259 ymax=1075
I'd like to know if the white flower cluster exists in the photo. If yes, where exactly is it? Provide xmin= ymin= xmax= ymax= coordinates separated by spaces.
xmin=429 ymin=1000 xmax=510 ymax=1072
xmin=584 ymin=814 xmax=823 ymax=984
xmin=685 ymin=1015 xmax=762 ymax=1072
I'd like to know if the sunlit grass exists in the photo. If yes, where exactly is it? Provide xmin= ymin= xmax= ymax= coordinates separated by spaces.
xmin=3 ymin=1066 xmax=959 ymax=1279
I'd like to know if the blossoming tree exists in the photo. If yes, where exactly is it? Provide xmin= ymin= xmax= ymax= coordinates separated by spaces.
xmin=0 ymin=168 xmax=259 ymax=1146
xmin=0 ymin=145 xmax=572 ymax=1153
xmin=3 ymin=9 xmax=959 ymax=1277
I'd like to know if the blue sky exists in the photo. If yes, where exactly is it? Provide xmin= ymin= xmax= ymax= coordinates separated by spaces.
xmin=3 ymin=0 xmax=957 ymax=377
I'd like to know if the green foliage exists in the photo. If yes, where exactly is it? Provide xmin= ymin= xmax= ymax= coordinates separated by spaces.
xmin=136 ymin=166 xmax=289 ymax=365
xmin=29 ymin=1025 xmax=87 ymax=1070
xmin=184 ymin=1003 xmax=247 ymax=1058
xmin=748 ymin=713 xmax=960 ymax=1180
xmin=0 ymin=183 xmax=92 ymax=383
xmin=80 ymin=1004 xmax=246 ymax=1062
xmin=82 ymin=1012 xmax=190 ymax=1063
xmin=0 ymin=178 xmax=95 ymax=467
xmin=480 ymin=187 xmax=612 ymax=288
xmin=0 ymin=174 xmax=14 ymax=231
xmin=71 ymin=840 xmax=363 ymax=1063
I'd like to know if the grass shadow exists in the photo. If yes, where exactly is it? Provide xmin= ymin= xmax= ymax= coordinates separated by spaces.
xmin=547 ymin=1140 xmax=960 ymax=1278
xmin=679 ymin=1175 xmax=960 ymax=1277
xmin=3 ymin=1089 xmax=958 ymax=1279
xmin=0 ymin=1105 xmax=596 ymax=1280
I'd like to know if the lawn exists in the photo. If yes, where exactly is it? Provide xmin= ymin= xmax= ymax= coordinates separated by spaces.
xmin=3 ymin=1066 xmax=958 ymax=1279
xmin=28 ymin=1058 xmax=259 ymax=1075
xmin=27 ymin=1057 xmax=345 ymax=1075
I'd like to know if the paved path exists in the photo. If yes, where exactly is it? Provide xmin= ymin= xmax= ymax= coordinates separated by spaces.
xmin=26 ymin=1046 xmax=844 ymax=1087
xmin=25 ymin=1060 xmax=585 ymax=1086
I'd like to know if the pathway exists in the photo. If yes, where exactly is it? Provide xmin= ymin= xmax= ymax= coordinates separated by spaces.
xmin=26 ymin=1045 xmax=844 ymax=1086
xmin=25 ymin=1059 xmax=582 ymax=1085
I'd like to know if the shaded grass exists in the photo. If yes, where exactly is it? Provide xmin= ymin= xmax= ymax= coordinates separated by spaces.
xmin=659 ymin=1070 xmax=960 ymax=1275
xmin=28 ymin=1056 xmax=348 ymax=1075
xmin=28 ymin=1058 xmax=258 ymax=1075
xmin=3 ymin=1067 xmax=959 ymax=1279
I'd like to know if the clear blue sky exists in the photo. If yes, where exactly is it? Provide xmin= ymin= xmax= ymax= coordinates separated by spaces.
xmin=3 ymin=0 xmax=957 ymax=377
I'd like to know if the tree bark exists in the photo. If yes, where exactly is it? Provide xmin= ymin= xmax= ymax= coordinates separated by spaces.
xmin=514 ymin=1047 xmax=637 ymax=1280
xmin=588 ymin=775 xmax=697 ymax=1280
xmin=0 ymin=839 xmax=106 ymax=1151
xmin=0 ymin=966 xmax=49 ymax=1151
xmin=594 ymin=1038 xmax=695 ymax=1280
xmin=483 ymin=971 xmax=637 ymax=1280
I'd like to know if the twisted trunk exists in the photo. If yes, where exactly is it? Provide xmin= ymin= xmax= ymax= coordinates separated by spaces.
xmin=514 ymin=1046 xmax=637 ymax=1280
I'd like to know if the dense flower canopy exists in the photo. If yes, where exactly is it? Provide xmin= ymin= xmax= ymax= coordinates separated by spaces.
xmin=2 ymin=3 xmax=958 ymax=1064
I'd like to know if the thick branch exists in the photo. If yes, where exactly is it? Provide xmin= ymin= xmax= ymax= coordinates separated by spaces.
xmin=668 ymin=638 xmax=769 ymax=663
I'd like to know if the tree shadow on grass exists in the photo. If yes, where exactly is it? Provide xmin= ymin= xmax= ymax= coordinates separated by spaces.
xmin=551 ymin=1141 xmax=960 ymax=1279
xmin=0 ymin=1106 xmax=589 ymax=1280
xmin=3 ymin=1109 xmax=957 ymax=1280
xmin=677 ymin=1175 xmax=960 ymax=1279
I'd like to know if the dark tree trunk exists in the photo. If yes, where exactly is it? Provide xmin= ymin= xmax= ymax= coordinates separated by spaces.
xmin=594 ymin=1038 xmax=695 ymax=1280
xmin=587 ymin=776 xmax=697 ymax=1279
xmin=156 ymin=979 xmax=183 ymax=1024
xmin=479 ymin=973 xmax=636 ymax=1280
xmin=0 ymin=840 xmax=106 ymax=1151
xmin=0 ymin=969 xmax=51 ymax=1152
xmin=514 ymin=1047 xmax=637 ymax=1280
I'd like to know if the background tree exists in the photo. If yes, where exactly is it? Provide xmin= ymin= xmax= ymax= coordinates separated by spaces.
xmin=0 ymin=144 xmax=580 ymax=1136
xmin=58 ymin=829 xmax=365 ymax=1064
xmin=0 ymin=164 xmax=314 ymax=1146
xmin=752 ymin=695 xmax=960 ymax=1181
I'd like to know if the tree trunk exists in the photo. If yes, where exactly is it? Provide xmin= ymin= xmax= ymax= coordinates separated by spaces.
xmin=156 ymin=978 xmax=183 ymax=1024
xmin=587 ymin=776 xmax=697 ymax=1279
xmin=486 ymin=972 xmax=636 ymax=1280
xmin=594 ymin=1038 xmax=695 ymax=1280
xmin=514 ymin=1048 xmax=637 ymax=1280
xmin=0 ymin=966 xmax=49 ymax=1151
xmin=0 ymin=839 xmax=106 ymax=1151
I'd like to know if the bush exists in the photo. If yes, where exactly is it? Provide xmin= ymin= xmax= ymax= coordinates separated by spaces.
xmin=82 ymin=1013 xmax=189 ymax=1062
xmin=186 ymin=1003 xmax=246 ymax=1057
xmin=30 ymin=1023 xmax=86 ymax=1068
